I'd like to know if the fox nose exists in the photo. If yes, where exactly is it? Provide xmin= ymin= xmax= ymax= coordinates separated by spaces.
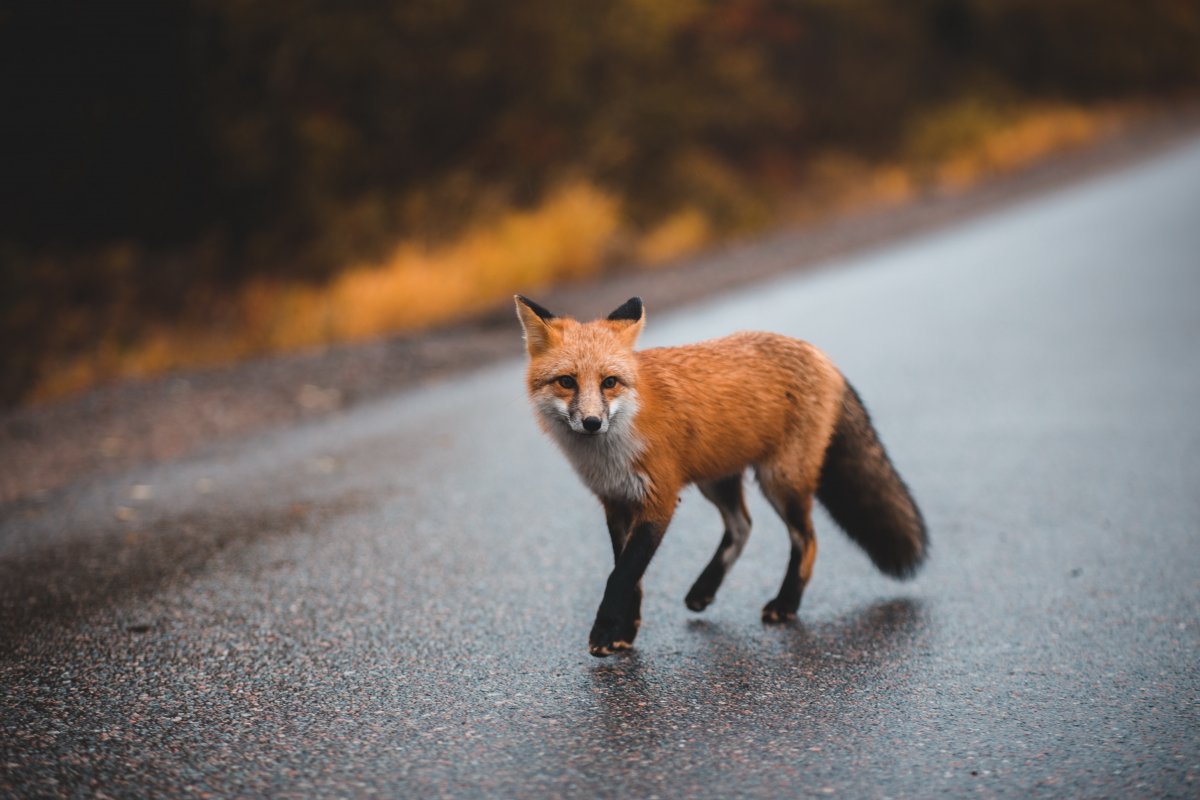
xmin=582 ymin=416 xmax=603 ymax=433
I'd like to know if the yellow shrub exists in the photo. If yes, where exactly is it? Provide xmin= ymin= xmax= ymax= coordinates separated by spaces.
xmin=636 ymin=208 xmax=712 ymax=267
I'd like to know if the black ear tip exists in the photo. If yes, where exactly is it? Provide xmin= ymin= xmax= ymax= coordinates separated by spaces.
xmin=607 ymin=296 xmax=644 ymax=322
xmin=516 ymin=295 xmax=556 ymax=321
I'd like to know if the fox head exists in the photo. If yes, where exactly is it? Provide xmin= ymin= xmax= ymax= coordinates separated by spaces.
xmin=515 ymin=295 xmax=644 ymax=437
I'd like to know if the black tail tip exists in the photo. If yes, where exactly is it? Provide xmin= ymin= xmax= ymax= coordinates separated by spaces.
xmin=874 ymin=525 xmax=929 ymax=580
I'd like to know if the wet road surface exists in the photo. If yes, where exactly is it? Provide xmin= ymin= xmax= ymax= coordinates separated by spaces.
xmin=3 ymin=139 xmax=1200 ymax=797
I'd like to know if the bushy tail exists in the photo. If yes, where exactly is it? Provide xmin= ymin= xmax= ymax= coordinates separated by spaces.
xmin=816 ymin=382 xmax=927 ymax=578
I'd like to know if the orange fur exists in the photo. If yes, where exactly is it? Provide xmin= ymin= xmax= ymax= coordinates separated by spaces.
xmin=632 ymin=332 xmax=845 ymax=510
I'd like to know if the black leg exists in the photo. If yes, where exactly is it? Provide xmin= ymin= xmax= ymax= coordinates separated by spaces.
xmin=686 ymin=530 xmax=733 ymax=611
xmin=601 ymin=500 xmax=642 ymax=644
xmin=762 ymin=496 xmax=817 ymax=624
xmin=604 ymin=501 xmax=634 ymax=562
xmin=590 ymin=519 xmax=665 ymax=656
xmin=762 ymin=546 xmax=803 ymax=622
xmin=685 ymin=474 xmax=750 ymax=612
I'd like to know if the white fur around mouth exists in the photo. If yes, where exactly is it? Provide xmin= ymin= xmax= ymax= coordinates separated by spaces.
xmin=541 ymin=390 xmax=646 ymax=501
xmin=569 ymin=422 xmax=609 ymax=435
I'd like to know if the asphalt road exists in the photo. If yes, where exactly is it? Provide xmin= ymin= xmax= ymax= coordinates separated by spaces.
xmin=3 ymin=138 xmax=1200 ymax=798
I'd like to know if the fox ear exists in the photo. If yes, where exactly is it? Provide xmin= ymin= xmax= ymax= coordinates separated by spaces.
xmin=515 ymin=295 xmax=560 ymax=357
xmin=606 ymin=296 xmax=644 ymax=349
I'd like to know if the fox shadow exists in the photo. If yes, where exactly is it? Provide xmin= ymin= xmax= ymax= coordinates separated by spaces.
xmin=683 ymin=595 xmax=926 ymax=667
xmin=582 ymin=596 xmax=928 ymax=744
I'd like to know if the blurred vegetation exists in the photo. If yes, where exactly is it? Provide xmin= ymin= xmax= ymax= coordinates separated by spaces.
xmin=2 ymin=0 xmax=1199 ymax=405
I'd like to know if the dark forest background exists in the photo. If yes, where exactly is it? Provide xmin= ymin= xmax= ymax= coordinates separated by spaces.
xmin=2 ymin=0 xmax=1199 ymax=405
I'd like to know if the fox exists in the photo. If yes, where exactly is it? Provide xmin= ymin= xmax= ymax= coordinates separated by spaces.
xmin=515 ymin=295 xmax=927 ymax=657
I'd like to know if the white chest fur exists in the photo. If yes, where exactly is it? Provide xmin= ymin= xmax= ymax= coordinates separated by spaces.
xmin=542 ymin=395 xmax=647 ymax=501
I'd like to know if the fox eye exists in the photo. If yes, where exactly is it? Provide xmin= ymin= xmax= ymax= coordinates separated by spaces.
xmin=556 ymin=375 xmax=577 ymax=390
xmin=601 ymin=376 xmax=618 ymax=389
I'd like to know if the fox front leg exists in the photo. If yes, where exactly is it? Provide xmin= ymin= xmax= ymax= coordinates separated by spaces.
xmin=600 ymin=500 xmax=642 ymax=649
xmin=589 ymin=504 xmax=672 ymax=657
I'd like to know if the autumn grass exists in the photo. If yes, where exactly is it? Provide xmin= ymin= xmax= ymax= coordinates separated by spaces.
xmin=29 ymin=100 xmax=1138 ymax=404
xmin=30 ymin=184 xmax=621 ymax=401
xmin=780 ymin=100 xmax=1130 ymax=227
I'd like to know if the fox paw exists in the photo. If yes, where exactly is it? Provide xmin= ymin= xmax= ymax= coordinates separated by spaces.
xmin=685 ymin=563 xmax=725 ymax=613
xmin=589 ymin=617 xmax=639 ymax=657
xmin=761 ymin=598 xmax=798 ymax=624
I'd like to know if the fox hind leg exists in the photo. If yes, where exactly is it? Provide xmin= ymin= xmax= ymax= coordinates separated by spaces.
xmin=685 ymin=473 xmax=752 ymax=612
xmin=758 ymin=477 xmax=819 ymax=624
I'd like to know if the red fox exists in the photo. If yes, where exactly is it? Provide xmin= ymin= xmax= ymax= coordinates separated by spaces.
xmin=515 ymin=295 xmax=927 ymax=657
